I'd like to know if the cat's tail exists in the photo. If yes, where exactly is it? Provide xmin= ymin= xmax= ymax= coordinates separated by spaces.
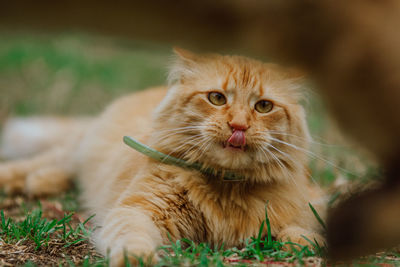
xmin=0 ymin=116 xmax=91 ymax=160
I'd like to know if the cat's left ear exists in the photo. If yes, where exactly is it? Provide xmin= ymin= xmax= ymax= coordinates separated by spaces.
xmin=269 ymin=64 xmax=307 ymax=80
xmin=284 ymin=67 xmax=308 ymax=102
xmin=286 ymin=67 xmax=307 ymax=79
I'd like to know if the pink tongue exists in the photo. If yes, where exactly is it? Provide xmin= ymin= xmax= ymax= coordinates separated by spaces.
xmin=227 ymin=129 xmax=246 ymax=147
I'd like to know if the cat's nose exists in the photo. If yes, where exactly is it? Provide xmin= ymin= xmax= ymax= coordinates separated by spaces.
xmin=228 ymin=122 xmax=249 ymax=131
xmin=228 ymin=111 xmax=249 ymax=131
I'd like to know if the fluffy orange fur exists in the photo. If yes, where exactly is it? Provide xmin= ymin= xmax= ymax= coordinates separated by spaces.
xmin=0 ymin=49 xmax=326 ymax=266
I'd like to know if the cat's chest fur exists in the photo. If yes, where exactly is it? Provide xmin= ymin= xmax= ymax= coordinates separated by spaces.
xmin=128 ymin=163 xmax=288 ymax=247
xmin=188 ymin=184 xmax=269 ymax=247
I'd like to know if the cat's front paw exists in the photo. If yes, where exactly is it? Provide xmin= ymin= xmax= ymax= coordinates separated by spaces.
xmin=109 ymin=244 xmax=159 ymax=267
xmin=97 ymin=207 xmax=164 ymax=267
xmin=25 ymin=167 xmax=71 ymax=197
xmin=277 ymin=226 xmax=326 ymax=251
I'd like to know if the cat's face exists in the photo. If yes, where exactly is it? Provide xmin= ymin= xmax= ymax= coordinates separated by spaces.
xmin=152 ymin=49 xmax=310 ymax=183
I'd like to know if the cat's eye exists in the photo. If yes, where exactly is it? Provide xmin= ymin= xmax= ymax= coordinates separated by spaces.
xmin=208 ymin=92 xmax=226 ymax=106
xmin=255 ymin=100 xmax=273 ymax=113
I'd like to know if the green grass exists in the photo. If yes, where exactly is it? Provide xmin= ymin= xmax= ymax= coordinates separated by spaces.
xmin=0 ymin=200 xmax=104 ymax=266
xmin=0 ymin=33 xmax=390 ymax=266
xmin=0 ymin=209 xmax=93 ymax=249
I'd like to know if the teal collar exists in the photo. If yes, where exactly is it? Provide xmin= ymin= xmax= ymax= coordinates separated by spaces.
xmin=123 ymin=136 xmax=244 ymax=181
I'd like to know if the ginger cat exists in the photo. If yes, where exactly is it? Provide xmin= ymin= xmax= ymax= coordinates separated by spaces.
xmin=0 ymin=49 xmax=325 ymax=265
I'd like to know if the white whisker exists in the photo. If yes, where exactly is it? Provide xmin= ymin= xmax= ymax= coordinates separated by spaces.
xmin=154 ymin=125 xmax=206 ymax=139
xmin=255 ymin=143 xmax=301 ymax=189
xmin=181 ymin=136 xmax=213 ymax=162
xmin=157 ymin=134 xmax=205 ymax=161
xmin=269 ymin=137 xmax=356 ymax=175
xmin=268 ymin=130 xmax=340 ymax=148
xmin=266 ymin=143 xmax=298 ymax=166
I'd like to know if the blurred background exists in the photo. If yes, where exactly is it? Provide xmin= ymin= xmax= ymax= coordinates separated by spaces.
xmin=0 ymin=34 xmax=170 ymax=119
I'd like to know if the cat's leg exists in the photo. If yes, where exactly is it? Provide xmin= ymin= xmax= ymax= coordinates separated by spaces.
xmin=25 ymin=166 xmax=72 ymax=197
xmin=0 ymin=161 xmax=26 ymax=194
xmin=96 ymin=206 xmax=163 ymax=267
xmin=0 ymin=116 xmax=87 ymax=195
xmin=0 ymin=146 xmax=75 ymax=196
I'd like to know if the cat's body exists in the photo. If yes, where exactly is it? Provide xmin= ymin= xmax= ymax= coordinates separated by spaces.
xmin=0 ymin=50 xmax=325 ymax=265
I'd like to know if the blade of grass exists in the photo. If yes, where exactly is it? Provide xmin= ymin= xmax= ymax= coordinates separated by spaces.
xmin=309 ymin=203 xmax=326 ymax=231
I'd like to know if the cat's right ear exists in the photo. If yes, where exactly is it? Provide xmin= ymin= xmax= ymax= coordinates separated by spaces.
xmin=169 ymin=47 xmax=201 ymax=85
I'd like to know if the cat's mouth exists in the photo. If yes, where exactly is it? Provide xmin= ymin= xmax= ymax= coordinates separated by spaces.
xmin=222 ymin=141 xmax=247 ymax=151
xmin=224 ymin=129 xmax=247 ymax=151
xmin=222 ymin=140 xmax=247 ymax=152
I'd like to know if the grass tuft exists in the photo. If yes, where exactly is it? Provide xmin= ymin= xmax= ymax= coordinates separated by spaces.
xmin=0 ymin=208 xmax=94 ymax=250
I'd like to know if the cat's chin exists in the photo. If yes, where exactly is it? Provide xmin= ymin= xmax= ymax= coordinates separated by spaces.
xmin=204 ymin=145 xmax=253 ymax=170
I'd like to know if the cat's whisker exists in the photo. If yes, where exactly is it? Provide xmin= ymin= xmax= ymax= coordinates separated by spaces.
xmin=255 ymin=143 xmax=300 ymax=187
xmin=257 ymin=144 xmax=287 ymax=171
xmin=266 ymin=143 xmax=300 ymax=168
xmin=198 ymin=140 xmax=214 ymax=161
xmin=156 ymin=125 xmax=206 ymax=134
xmin=264 ymin=143 xmax=305 ymax=189
xmin=154 ymin=130 xmax=199 ymax=144
xmin=162 ymin=134 xmax=206 ymax=157
xmin=169 ymin=134 xmax=213 ymax=159
xmin=253 ymin=138 xmax=299 ymax=167
xmin=153 ymin=134 xmax=209 ymax=170
xmin=183 ymin=137 xmax=210 ymax=157
xmin=153 ymin=125 xmax=206 ymax=140
xmin=155 ymin=134 xmax=204 ymax=159
xmin=269 ymin=137 xmax=356 ymax=176
xmin=253 ymin=143 xmax=274 ymax=162
xmin=183 ymin=110 xmax=204 ymax=118
xmin=268 ymin=130 xmax=340 ymax=148
xmin=153 ymin=127 xmax=206 ymax=146
xmin=179 ymin=136 xmax=213 ymax=162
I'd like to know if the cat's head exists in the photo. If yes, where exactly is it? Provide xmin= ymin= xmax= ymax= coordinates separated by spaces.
xmin=151 ymin=48 xmax=310 ymax=184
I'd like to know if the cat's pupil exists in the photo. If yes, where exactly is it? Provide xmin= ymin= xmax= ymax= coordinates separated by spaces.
xmin=255 ymin=100 xmax=273 ymax=113
xmin=208 ymin=92 xmax=226 ymax=106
